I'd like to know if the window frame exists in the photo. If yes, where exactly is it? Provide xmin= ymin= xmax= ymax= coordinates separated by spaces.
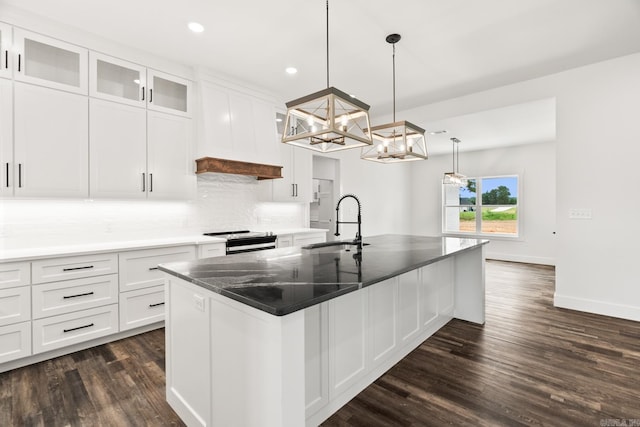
xmin=442 ymin=174 xmax=521 ymax=240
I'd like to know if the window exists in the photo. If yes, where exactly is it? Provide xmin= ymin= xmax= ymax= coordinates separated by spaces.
xmin=443 ymin=175 xmax=519 ymax=237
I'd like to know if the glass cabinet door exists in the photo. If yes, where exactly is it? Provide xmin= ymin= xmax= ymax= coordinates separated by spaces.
xmin=13 ymin=29 xmax=88 ymax=94
xmin=0 ymin=22 xmax=11 ymax=79
xmin=89 ymin=52 xmax=146 ymax=107
xmin=147 ymin=69 xmax=191 ymax=117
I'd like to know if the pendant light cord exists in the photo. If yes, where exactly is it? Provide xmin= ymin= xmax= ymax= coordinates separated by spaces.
xmin=326 ymin=0 xmax=330 ymax=88
xmin=392 ymin=42 xmax=396 ymax=122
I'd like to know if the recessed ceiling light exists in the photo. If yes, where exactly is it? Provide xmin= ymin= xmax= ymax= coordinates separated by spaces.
xmin=429 ymin=130 xmax=448 ymax=135
xmin=275 ymin=118 xmax=283 ymax=122
xmin=285 ymin=67 xmax=298 ymax=75
xmin=188 ymin=22 xmax=204 ymax=33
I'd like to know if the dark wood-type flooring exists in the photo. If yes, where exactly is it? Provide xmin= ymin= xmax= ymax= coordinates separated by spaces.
xmin=2 ymin=261 xmax=639 ymax=426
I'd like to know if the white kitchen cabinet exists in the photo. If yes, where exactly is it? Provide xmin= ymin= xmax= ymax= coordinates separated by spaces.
xmin=0 ymin=321 xmax=31 ymax=364
xmin=0 ymin=286 xmax=31 ymax=326
xmin=198 ymin=243 xmax=226 ymax=259
xmin=0 ymin=23 xmax=11 ymax=79
xmin=119 ymin=245 xmax=196 ymax=292
xmin=272 ymin=143 xmax=312 ymax=202
xmin=398 ymin=269 xmax=421 ymax=345
xmin=31 ymin=252 xmax=118 ymax=284
xmin=305 ymin=303 xmax=329 ymax=417
xmin=147 ymin=111 xmax=195 ymax=200
xmin=89 ymin=52 xmax=146 ymax=107
xmin=328 ymin=288 xmax=368 ymax=399
xmin=419 ymin=263 xmax=439 ymax=328
xmin=13 ymin=82 xmax=88 ymax=198
xmin=368 ymin=278 xmax=397 ymax=364
xmin=13 ymin=29 xmax=88 ymax=95
xmin=0 ymin=78 xmax=12 ymax=195
xmin=31 ymin=274 xmax=119 ymax=319
xmin=89 ymin=95 xmax=193 ymax=200
xmin=119 ymin=285 xmax=165 ymax=331
xmin=438 ymin=257 xmax=455 ymax=316
xmin=0 ymin=261 xmax=30 ymax=289
xmin=277 ymin=232 xmax=325 ymax=248
xmin=147 ymin=69 xmax=191 ymax=117
xmin=89 ymin=98 xmax=147 ymax=198
xmin=293 ymin=232 xmax=325 ymax=247
xmin=32 ymin=304 xmax=119 ymax=354
xmin=276 ymin=234 xmax=293 ymax=248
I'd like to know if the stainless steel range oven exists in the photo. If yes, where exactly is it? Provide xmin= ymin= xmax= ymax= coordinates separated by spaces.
xmin=203 ymin=230 xmax=277 ymax=255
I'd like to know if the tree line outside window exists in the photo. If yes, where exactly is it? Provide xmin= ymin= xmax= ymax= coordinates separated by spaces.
xmin=443 ymin=175 xmax=519 ymax=237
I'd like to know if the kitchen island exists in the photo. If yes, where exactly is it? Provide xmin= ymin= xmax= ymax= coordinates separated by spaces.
xmin=159 ymin=235 xmax=488 ymax=427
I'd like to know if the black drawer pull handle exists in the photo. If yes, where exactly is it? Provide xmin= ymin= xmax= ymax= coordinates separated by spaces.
xmin=63 ymin=323 xmax=94 ymax=333
xmin=148 ymin=267 xmax=159 ymax=271
xmin=4 ymin=50 xmax=7 ymax=69
xmin=17 ymin=53 xmax=21 ymax=72
xmin=141 ymin=86 xmax=145 ymax=101
xmin=149 ymin=302 xmax=165 ymax=308
xmin=5 ymin=163 xmax=8 ymax=188
xmin=62 ymin=265 xmax=94 ymax=272
xmin=63 ymin=291 xmax=95 ymax=299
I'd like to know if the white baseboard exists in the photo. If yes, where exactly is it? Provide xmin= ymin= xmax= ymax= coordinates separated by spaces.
xmin=554 ymin=294 xmax=640 ymax=322
xmin=486 ymin=252 xmax=555 ymax=266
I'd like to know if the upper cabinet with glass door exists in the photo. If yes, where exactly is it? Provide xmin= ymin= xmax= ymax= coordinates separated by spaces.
xmin=0 ymin=22 xmax=12 ymax=79
xmin=13 ymin=29 xmax=88 ymax=95
xmin=147 ymin=69 xmax=191 ymax=117
xmin=89 ymin=52 xmax=146 ymax=107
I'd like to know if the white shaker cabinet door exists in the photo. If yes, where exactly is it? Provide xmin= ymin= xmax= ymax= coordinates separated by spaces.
xmin=13 ymin=29 xmax=88 ymax=95
xmin=147 ymin=111 xmax=195 ymax=200
xmin=0 ymin=78 xmax=12 ymax=196
xmin=0 ymin=22 xmax=12 ymax=79
xmin=147 ymin=69 xmax=191 ymax=117
xmin=89 ymin=98 xmax=147 ymax=198
xmin=14 ymin=83 xmax=88 ymax=198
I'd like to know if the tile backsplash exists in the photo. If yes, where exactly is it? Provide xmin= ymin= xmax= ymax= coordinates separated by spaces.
xmin=0 ymin=173 xmax=306 ymax=249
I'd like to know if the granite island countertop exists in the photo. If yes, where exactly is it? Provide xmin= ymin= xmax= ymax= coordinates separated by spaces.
xmin=159 ymin=234 xmax=489 ymax=316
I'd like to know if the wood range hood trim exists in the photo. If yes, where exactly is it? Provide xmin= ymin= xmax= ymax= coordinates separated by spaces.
xmin=195 ymin=157 xmax=283 ymax=180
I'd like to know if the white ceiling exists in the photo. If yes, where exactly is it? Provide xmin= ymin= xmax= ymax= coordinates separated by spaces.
xmin=3 ymin=0 xmax=640 ymax=154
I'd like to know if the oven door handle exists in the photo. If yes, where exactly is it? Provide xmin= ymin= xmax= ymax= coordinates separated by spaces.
xmin=226 ymin=243 xmax=277 ymax=255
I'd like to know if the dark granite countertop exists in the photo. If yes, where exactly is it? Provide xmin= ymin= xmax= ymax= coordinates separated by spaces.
xmin=158 ymin=234 xmax=488 ymax=316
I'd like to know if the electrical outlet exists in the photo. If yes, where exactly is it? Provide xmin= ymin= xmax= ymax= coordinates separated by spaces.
xmin=194 ymin=294 xmax=205 ymax=312
xmin=569 ymin=208 xmax=592 ymax=219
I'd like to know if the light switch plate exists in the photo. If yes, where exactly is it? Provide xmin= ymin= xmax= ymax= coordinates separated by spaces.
xmin=569 ymin=208 xmax=592 ymax=219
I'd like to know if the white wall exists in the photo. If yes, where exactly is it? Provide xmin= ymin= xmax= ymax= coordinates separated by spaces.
xmin=410 ymin=142 xmax=556 ymax=265
xmin=399 ymin=52 xmax=640 ymax=322
xmin=313 ymin=149 xmax=413 ymax=238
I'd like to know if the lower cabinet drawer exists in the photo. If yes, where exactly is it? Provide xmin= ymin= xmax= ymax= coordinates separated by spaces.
xmin=0 ymin=321 xmax=32 ymax=364
xmin=198 ymin=243 xmax=226 ymax=259
xmin=32 ymin=274 xmax=119 ymax=319
xmin=0 ymin=286 xmax=31 ymax=327
xmin=32 ymin=304 xmax=119 ymax=354
xmin=0 ymin=262 xmax=31 ymax=290
xmin=119 ymin=285 xmax=165 ymax=331
xmin=119 ymin=246 xmax=196 ymax=292
xmin=32 ymin=253 xmax=118 ymax=284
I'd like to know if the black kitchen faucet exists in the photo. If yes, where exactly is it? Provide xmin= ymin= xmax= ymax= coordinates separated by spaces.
xmin=334 ymin=194 xmax=362 ymax=249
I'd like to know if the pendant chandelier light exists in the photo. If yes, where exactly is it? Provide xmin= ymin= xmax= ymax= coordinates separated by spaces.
xmin=443 ymin=137 xmax=467 ymax=186
xmin=281 ymin=1 xmax=373 ymax=153
xmin=361 ymin=34 xmax=427 ymax=163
